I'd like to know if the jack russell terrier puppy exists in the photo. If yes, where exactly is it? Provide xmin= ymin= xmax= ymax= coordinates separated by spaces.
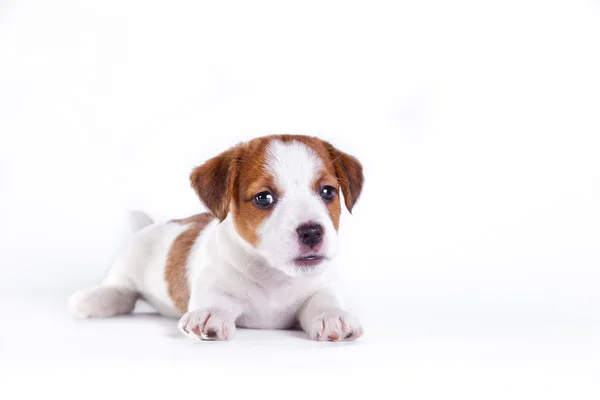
xmin=69 ymin=135 xmax=364 ymax=341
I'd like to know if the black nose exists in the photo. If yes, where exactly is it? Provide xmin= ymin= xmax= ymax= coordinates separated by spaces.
xmin=296 ymin=223 xmax=324 ymax=248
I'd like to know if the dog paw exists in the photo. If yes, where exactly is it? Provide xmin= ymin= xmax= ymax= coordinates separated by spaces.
xmin=306 ymin=310 xmax=363 ymax=341
xmin=178 ymin=309 xmax=236 ymax=341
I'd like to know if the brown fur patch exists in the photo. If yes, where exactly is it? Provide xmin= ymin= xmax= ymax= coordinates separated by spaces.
xmin=323 ymin=141 xmax=364 ymax=213
xmin=190 ymin=147 xmax=242 ymax=221
xmin=231 ymin=138 xmax=273 ymax=246
xmin=165 ymin=213 xmax=214 ymax=313
xmin=317 ymin=180 xmax=342 ymax=231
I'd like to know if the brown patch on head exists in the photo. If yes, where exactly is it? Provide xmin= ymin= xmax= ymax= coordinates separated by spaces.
xmin=165 ymin=213 xmax=214 ymax=314
xmin=190 ymin=146 xmax=242 ymax=221
xmin=230 ymin=138 xmax=273 ymax=246
xmin=189 ymin=134 xmax=363 ymax=245
xmin=323 ymin=141 xmax=364 ymax=213
xmin=314 ymin=176 xmax=342 ymax=230
xmin=301 ymin=141 xmax=343 ymax=231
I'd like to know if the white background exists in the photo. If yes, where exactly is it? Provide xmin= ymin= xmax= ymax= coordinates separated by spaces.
xmin=1 ymin=0 xmax=599 ymax=398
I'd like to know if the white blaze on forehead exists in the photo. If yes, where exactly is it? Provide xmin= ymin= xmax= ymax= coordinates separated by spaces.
xmin=265 ymin=140 xmax=323 ymax=192
xmin=257 ymin=139 xmax=338 ymax=274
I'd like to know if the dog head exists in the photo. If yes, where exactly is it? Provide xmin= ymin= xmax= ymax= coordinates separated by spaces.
xmin=191 ymin=135 xmax=363 ymax=277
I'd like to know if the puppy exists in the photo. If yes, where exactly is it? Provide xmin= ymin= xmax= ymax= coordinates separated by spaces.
xmin=69 ymin=135 xmax=364 ymax=341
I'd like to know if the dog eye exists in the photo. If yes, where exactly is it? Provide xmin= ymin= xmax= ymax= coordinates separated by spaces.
xmin=319 ymin=186 xmax=337 ymax=202
xmin=254 ymin=191 xmax=276 ymax=208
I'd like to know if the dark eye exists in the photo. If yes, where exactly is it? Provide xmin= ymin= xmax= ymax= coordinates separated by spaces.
xmin=319 ymin=186 xmax=337 ymax=202
xmin=254 ymin=191 xmax=276 ymax=208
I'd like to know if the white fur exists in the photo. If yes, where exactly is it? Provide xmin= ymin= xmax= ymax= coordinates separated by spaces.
xmin=128 ymin=210 xmax=154 ymax=232
xmin=69 ymin=140 xmax=362 ymax=341
xmin=258 ymin=140 xmax=338 ymax=277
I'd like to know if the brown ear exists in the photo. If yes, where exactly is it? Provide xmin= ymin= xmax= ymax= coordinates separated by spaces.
xmin=324 ymin=142 xmax=364 ymax=213
xmin=190 ymin=145 xmax=241 ymax=221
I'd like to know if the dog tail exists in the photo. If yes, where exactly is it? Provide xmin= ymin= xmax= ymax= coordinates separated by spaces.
xmin=128 ymin=210 xmax=154 ymax=233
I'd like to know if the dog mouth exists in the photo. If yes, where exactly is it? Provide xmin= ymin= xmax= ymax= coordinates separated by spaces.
xmin=293 ymin=254 xmax=325 ymax=268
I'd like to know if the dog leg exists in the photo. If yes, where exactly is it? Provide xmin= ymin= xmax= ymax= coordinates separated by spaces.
xmin=297 ymin=289 xmax=363 ymax=341
xmin=178 ymin=288 xmax=241 ymax=341
xmin=69 ymin=285 xmax=138 ymax=318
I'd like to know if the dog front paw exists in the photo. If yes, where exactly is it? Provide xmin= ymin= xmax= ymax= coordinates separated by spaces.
xmin=306 ymin=310 xmax=363 ymax=341
xmin=178 ymin=309 xmax=236 ymax=341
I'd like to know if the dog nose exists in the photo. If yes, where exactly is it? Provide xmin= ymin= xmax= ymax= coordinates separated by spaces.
xmin=296 ymin=223 xmax=324 ymax=248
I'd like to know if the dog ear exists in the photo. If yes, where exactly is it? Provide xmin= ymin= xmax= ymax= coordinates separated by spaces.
xmin=190 ymin=145 xmax=241 ymax=221
xmin=324 ymin=142 xmax=364 ymax=213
